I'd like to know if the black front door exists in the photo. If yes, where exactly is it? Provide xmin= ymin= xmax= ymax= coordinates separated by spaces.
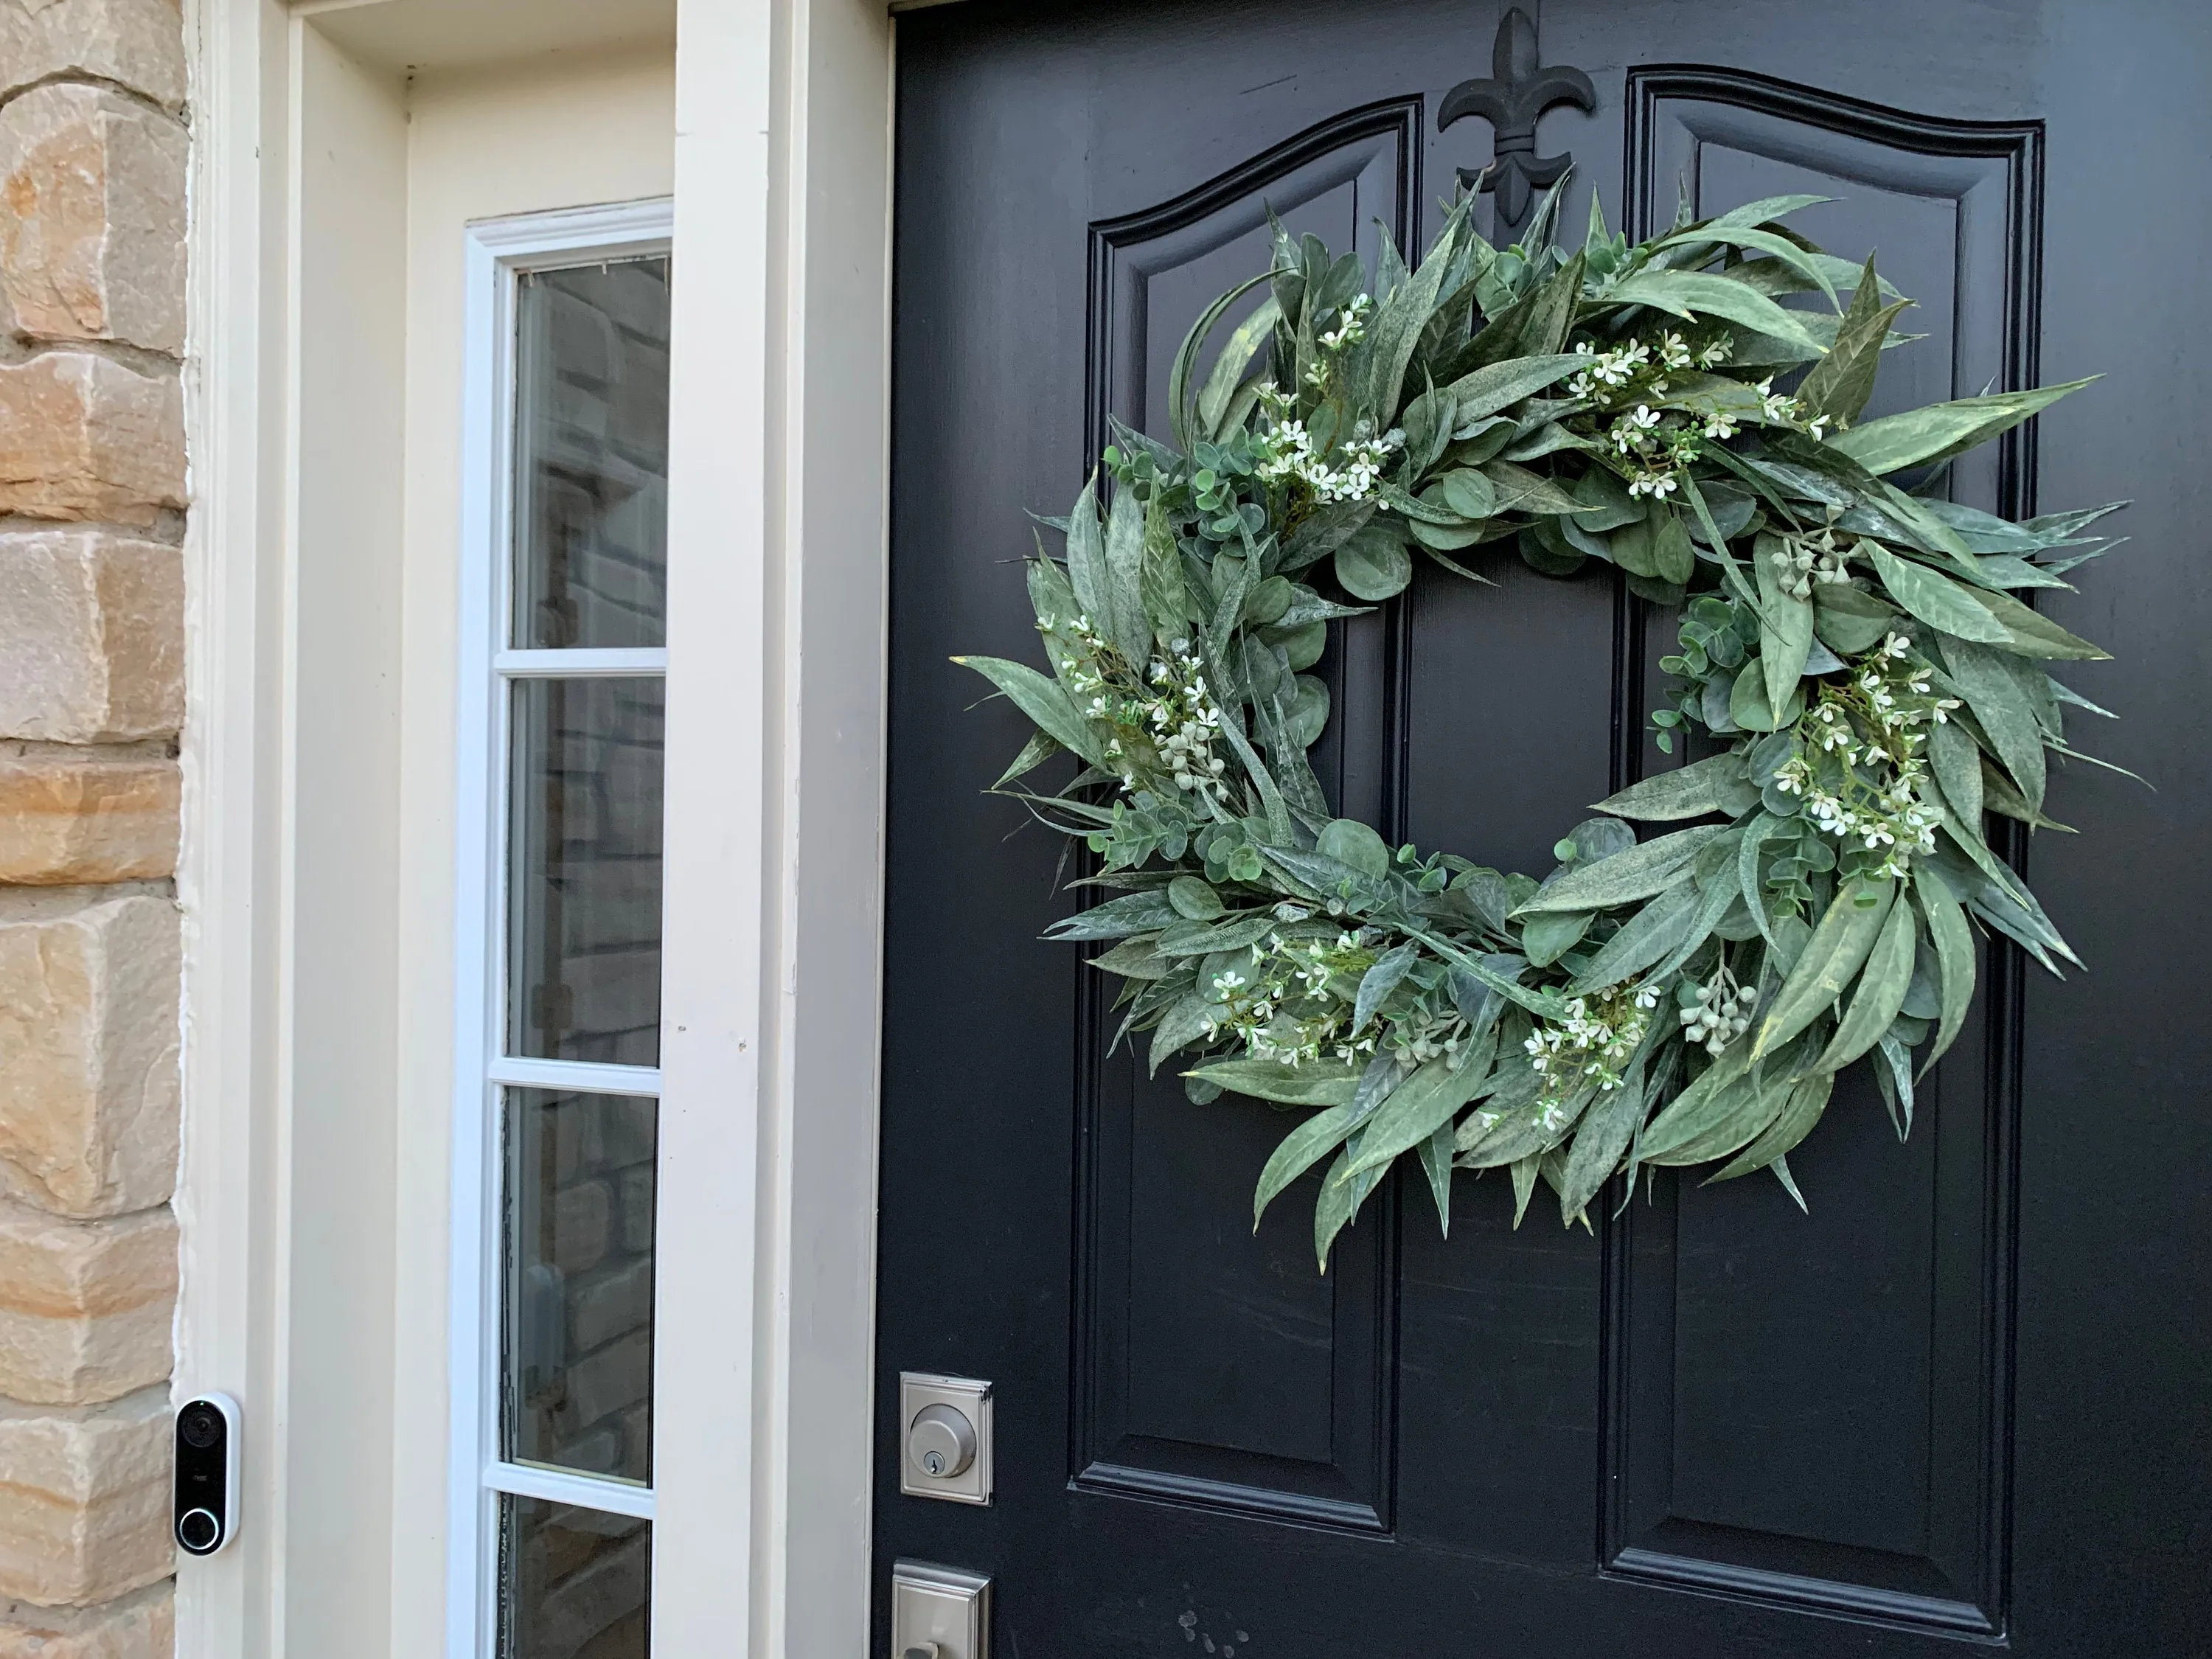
xmin=877 ymin=4 xmax=2212 ymax=1654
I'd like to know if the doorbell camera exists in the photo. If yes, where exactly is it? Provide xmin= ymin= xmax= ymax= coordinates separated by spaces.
xmin=173 ymin=1394 xmax=240 ymax=1557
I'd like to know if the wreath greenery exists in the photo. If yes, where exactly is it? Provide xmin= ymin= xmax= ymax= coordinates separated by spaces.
xmin=956 ymin=185 xmax=2127 ymax=1270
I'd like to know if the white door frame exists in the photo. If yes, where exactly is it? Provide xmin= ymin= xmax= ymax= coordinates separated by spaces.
xmin=176 ymin=0 xmax=897 ymax=1653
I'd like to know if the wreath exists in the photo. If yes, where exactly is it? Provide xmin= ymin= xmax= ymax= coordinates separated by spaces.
xmin=956 ymin=186 xmax=2126 ymax=1269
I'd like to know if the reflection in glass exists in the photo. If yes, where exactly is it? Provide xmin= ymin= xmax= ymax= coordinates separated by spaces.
xmin=502 ymin=1089 xmax=656 ymax=1484
xmin=511 ymin=257 xmax=671 ymax=650
xmin=507 ymin=678 xmax=664 ymax=1067
xmin=498 ymin=1495 xmax=650 ymax=1659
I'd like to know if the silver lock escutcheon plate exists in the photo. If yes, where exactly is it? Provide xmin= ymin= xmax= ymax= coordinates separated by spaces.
xmin=891 ymin=1559 xmax=990 ymax=1659
xmin=899 ymin=1372 xmax=992 ymax=1504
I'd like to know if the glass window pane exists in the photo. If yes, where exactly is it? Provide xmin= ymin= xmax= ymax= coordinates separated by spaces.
xmin=498 ymin=1495 xmax=650 ymax=1659
xmin=502 ymin=1088 xmax=656 ymax=1484
xmin=512 ymin=257 xmax=670 ymax=649
xmin=507 ymin=677 xmax=664 ymax=1067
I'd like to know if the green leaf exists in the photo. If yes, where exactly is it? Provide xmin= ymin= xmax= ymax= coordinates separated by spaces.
xmin=1710 ymin=1072 xmax=1834 ymax=1182
xmin=1753 ymin=875 xmax=1897 ymax=1059
xmin=1353 ymin=941 xmax=1419 ymax=1034
xmin=1138 ymin=495 xmax=1188 ymax=647
xmin=1941 ymin=638 xmax=2048 ymax=811
xmin=953 ymin=653 xmax=1104 ymax=765
xmin=1317 ymin=817 xmax=1391 ymax=878
xmin=1192 ymin=1057 xmax=1361 ymax=1108
xmin=1593 ymin=753 xmax=1757 ymax=821
xmin=1279 ymin=500 xmax=1377 ymax=575
xmin=1046 ymin=888 xmax=1176 ymax=939
xmin=1251 ymin=1102 xmax=1363 ymax=1227
xmin=1913 ymin=869 xmax=1977 ymax=1074
xmin=1102 ymin=484 xmax=1150 ymax=664
xmin=1863 ymin=542 xmax=2011 ymax=644
xmin=1441 ymin=353 xmax=1586 ymax=426
xmin=1813 ymin=582 xmax=1900 ymax=656
xmin=1824 ymin=378 xmax=2096 ymax=476
xmin=1342 ymin=1056 xmax=1489 ymax=1179
xmin=1728 ymin=661 xmax=1805 ymax=731
xmin=1573 ymin=883 xmax=1698 ymax=992
xmin=1419 ymin=1124 xmax=1454 ymax=1237
xmin=1652 ymin=512 xmax=1697 ymax=585
xmin=1705 ymin=192 xmax=1834 ymax=229
xmin=1520 ymin=907 xmax=1593 ymax=969
xmin=1638 ymin=1043 xmax=1761 ymax=1163
xmin=1287 ymin=674 xmax=1330 ymax=747
xmin=1603 ymin=269 xmax=1829 ymax=357
xmin=1167 ymin=874 xmax=1224 ymax=920
xmin=1169 ymin=272 xmax=1272 ymax=451
xmin=1481 ymin=460 xmax=1585 ymax=515
xmin=1436 ymin=467 xmax=1498 ymax=521
xmin=1514 ymin=824 xmax=1728 ymax=914
xmin=1811 ymin=889 xmax=1916 ymax=1072
xmin=1753 ymin=532 xmax=1815 ymax=720
xmin=993 ymin=728 xmax=1062 ymax=787
xmin=1313 ymin=1146 xmax=1386 ymax=1270
xmin=1147 ymin=989 xmax=1217 ymax=1077
xmin=1365 ymin=207 xmax=1467 ymax=421
xmin=1659 ymin=225 xmax=1841 ymax=307
xmin=1557 ymin=1062 xmax=1649 ymax=1222
xmin=1198 ymin=294 xmax=1281 ymax=439
xmin=1062 ymin=473 xmax=1109 ymax=633
xmin=1966 ymin=585 xmax=2112 ymax=661
xmin=1088 ymin=936 xmax=1172 ymax=978
xmin=1795 ymin=254 xmax=1907 ymax=424
xmin=1928 ymin=712 xmax=1985 ymax=827
xmin=1335 ymin=523 xmax=1413 ymax=600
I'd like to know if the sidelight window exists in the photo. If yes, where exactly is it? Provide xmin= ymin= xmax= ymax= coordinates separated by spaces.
xmin=452 ymin=202 xmax=672 ymax=1659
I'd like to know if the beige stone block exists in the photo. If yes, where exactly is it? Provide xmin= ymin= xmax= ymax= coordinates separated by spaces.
xmin=0 ymin=757 xmax=176 ymax=885
xmin=0 ymin=1582 xmax=172 ymax=1659
xmin=0 ymin=85 xmax=185 ymax=352
xmin=0 ymin=0 xmax=184 ymax=109
xmin=0 ymin=531 xmax=183 ymax=742
xmin=0 ymin=1200 xmax=173 ymax=1406
xmin=0 ymin=894 xmax=177 ymax=1218
xmin=0 ymin=1391 xmax=170 ymax=1607
xmin=0 ymin=355 xmax=183 ymax=527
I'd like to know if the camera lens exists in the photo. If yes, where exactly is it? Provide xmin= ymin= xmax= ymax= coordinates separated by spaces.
xmin=178 ymin=1508 xmax=220 ymax=1551
xmin=180 ymin=1405 xmax=222 ymax=1450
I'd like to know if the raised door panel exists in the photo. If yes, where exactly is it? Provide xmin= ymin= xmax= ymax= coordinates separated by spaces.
xmin=1600 ymin=67 xmax=2041 ymax=1638
xmin=1076 ymin=100 xmax=1421 ymax=1533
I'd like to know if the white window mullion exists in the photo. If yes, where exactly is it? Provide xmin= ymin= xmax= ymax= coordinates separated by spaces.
xmin=487 ymin=1057 xmax=662 ymax=1096
xmin=496 ymin=647 xmax=669 ymax=678
xmin=484 ymin=1460 xmax=658 ymax=1522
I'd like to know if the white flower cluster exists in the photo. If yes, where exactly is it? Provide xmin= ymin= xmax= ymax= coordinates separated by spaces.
xmin=1039 ymin=614 xmax=1233 ymax=805
xmin=1317 ymin=292 xmax=1370 ymax=352
xmin=1768 ymin=523 xmax=1854 ymax=599
xmin=1752 ymin=377 xmax=1832 ymax=440
xmin=1205 ymin=930 xmax=1371 ymax=1068
xmin=1568 ymin=331 xmax=1728 ymax=403
xmin=1680 ymin=964 xmax=1757 ymax=1058
xmin=1770 ymin=632 xmax=1961 ymax=877
xmin=1253 ymin=411 xmax=1402 ymax=504
xmin=1141 ymin=641 xmax=1231 ymax=804
xmin=1523 ymin=982 xmax=1660 ymax=1122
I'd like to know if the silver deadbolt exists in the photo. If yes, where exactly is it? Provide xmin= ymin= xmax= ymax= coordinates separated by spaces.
xmin=898 ymin=1372 xmax=992 ymax=1503
xmin=908 ymin=1404 xmax=976 ymax=1480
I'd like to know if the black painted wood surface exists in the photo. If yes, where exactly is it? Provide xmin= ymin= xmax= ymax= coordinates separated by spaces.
xmin=877 ymin=4 xmax=2212 ymax=1654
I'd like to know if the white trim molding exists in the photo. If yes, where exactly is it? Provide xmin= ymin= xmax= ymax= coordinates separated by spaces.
xmin=653 ymin=1 xmax=894 ymax=1654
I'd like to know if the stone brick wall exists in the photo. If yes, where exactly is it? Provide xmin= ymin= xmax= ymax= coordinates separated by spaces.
xmin=0 ymin=1 xmax=187 ymax=1654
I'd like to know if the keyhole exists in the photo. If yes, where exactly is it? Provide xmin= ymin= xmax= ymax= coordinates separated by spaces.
xmin=924 ymin=1450 xmax=946 ymax=1476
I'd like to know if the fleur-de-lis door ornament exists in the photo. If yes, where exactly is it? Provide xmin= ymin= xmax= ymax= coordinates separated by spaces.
xmin=1438 ymin=6 xmax=1596 ymax=244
